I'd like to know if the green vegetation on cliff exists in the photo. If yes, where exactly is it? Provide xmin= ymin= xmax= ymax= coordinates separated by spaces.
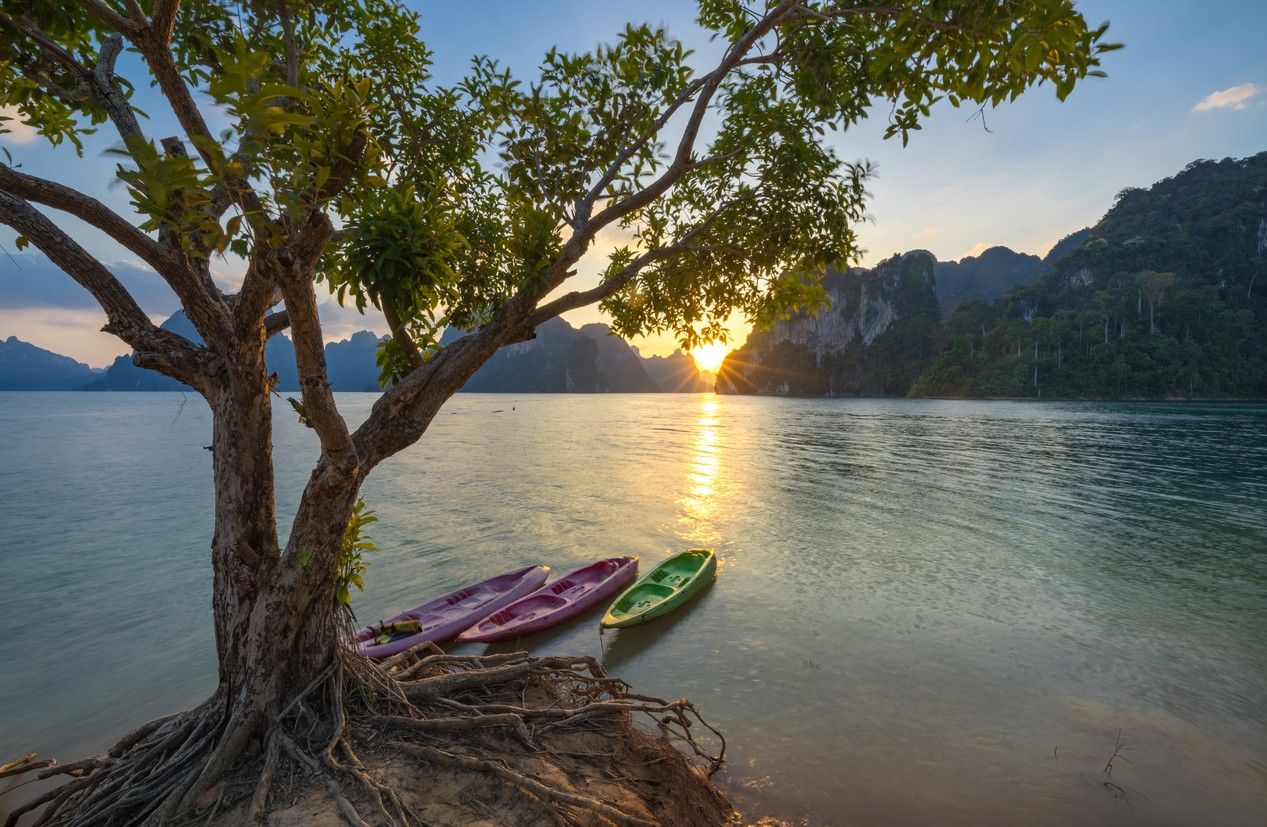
xmin=914 ymin=153 xmax=1267 ymax=398
xmin=720 ymin=152 xmax=1267 ymax=400
xmin=717 ymin=251 xmax=941 ymax=395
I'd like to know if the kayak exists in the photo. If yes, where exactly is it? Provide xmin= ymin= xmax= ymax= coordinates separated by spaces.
xmin=457 ymin=556 xmax=639 ymax=643
xmin=601 ymin=548 xmax=715 ymax=629
xmin=354 ymin=564 xmax=549 ymax=659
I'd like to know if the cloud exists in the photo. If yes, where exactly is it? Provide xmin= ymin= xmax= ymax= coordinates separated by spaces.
xmin=959 ymin=242 xmax=993 ymax=259
xmin=1192 ymin=83 xmax=1258 ymax=113
xmin=317 ymin=298 xmax=388 ymax=343
xmin=0 ymin=104 xmax=36 ymax=143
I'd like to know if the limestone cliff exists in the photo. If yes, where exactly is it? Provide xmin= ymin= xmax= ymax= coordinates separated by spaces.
xmin=717 ymin=251 xmax=941 ymax=396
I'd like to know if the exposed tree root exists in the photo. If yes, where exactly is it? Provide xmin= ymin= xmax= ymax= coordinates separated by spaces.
xmin=2 ymin=646 xmax=730 ymax=826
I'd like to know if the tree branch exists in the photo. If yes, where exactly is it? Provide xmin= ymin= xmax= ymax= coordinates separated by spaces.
xmin=134 ymin=27 xmax=265 ymax=225
xmin=264 ymin=308 xmax=290 ymax=338
xmin=0 ymin=164 xmax=171 ymax=274
xmin=523 ymin=193 xmax=751 ymax=330
xmin=581 ymin=1 xmax=794 ymax=235
xmin=91 ymin=33 xmax=144 ymax=143
xmin=0 ymin=192 xmax=210 ymax=389
xmin=275 ymin=0 xmax=299 ymax=87
xmin=518 ymin=0 xmax=797 ymax=316
xmin=382 ymin=304 xmax=422 ymax=370
xmin=275 ymin=213 xmax=356 ymax=470
xmin=150 ymin=0 xmax=181 ymax=43
xmin=350 ymin=2 xmax=800 ymax=472
xmin=2 ymin=22 xmax=143 ymax=148
xmin=72 ymin=0 xmax=140 ymax=35
xmin=121 ymin=0 xmax=148 ymax=26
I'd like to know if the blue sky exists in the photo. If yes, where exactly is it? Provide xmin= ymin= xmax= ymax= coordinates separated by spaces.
xmin=2 ymin=0 xmax=1265 ymax=365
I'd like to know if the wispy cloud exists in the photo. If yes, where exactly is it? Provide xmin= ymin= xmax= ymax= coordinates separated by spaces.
xmin=0 ymin=104 xmax=36 ymax=143
xmin=1192 ymin=83 xmax=1258 ymax=113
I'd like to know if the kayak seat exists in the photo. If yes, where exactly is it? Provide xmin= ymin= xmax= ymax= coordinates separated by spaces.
xmin=444 ymin=587 xmax=476 ymax=606
xmin=486 ymin=595 xmax=568 ymax=627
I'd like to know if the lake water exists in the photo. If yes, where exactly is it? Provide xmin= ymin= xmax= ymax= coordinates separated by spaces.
xmin=1 ymin=393 xmax=1265 ymax=825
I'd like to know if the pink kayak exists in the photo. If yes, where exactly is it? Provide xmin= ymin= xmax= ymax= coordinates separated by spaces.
xmin=456 ymin=556 xmax=638 ymax=643
xmin=355 ymin=564 xmax=549 ymax=658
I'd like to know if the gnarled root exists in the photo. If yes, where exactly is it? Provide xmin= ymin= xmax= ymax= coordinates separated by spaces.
xmin=3 ymin=648 xmax=729 ymax=826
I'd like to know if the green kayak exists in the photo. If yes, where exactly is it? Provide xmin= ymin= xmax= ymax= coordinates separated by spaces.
xmin=600 ymin=548 xmax=716 ymax=629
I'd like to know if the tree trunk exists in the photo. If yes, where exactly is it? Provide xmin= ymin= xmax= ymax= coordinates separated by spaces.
xmin=200 ymin=344 xmax=361 ymax=773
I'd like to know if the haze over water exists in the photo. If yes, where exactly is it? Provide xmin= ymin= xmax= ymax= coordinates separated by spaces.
xmin=1 ymin=393 xmax=1264 ymax=825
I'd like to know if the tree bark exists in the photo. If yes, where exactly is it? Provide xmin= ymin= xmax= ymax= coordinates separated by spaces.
xmin=200 ymin=329 xmax=359 ymax=759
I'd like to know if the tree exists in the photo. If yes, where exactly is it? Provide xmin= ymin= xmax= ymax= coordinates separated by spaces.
xmin=1137 ymin=270 xmax=1177 ymax=334
xmin=0 ymin=0 xmax=1116 ymax=822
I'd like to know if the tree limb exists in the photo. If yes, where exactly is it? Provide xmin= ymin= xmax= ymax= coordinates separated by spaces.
xmin=580 ymin=1 xmax=795 ymax=237
xmin=264 ymin=309 xmax=290 ymax=338
xmin=507 ymin=0 xmax=796 ymax=321
xmin=121 ymin=0 xmax=148 ymax=26
xmin=135 ymin=27 xmax=265 ymax=225
xmin=275 ymin=0 xmax=299 ymax=87
xmin=71 ymin=0 xmax=140 ymax=35
xmin=350 ymin=3 xmax=798 ymax=471
xmin=0 ymin=192 xmax=210 ymax=389
xmin=0 ymin=164 xmax=171 ymax=274
xmin=275 ymin=213 xmax=356 ymax=470
xmin=150 ymin=0 xmax=181 ymax=43
xmin=382 ymin=304 xmax=422 ymax=370
xmin=2 ymin=23 xmax=143 ymax=148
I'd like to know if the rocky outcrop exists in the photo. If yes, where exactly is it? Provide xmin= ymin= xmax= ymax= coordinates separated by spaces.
xmin=717 ymin=250 xmax=941 ymax=396
xmin=325 ymin=330 xmax=386 ymax=392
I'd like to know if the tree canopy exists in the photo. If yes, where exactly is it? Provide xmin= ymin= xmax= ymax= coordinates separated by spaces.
xmin=1 ymin=0 xmax=1118 ymax=390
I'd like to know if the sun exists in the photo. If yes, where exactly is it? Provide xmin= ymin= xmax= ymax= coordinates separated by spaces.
xmin=690 ymin=342 xmax=730 ymax=373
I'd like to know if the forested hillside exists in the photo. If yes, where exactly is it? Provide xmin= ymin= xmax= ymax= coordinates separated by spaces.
xmin=913 ymin=153 xmax=1267 ymax=398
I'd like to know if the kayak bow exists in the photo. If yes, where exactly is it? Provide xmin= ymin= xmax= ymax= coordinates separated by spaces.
xmin=600 ymin=548 xmax=715 ymax=629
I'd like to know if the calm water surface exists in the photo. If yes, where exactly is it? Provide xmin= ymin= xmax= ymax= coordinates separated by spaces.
xmin=1 ymin=393 xmax=1265 ymax=825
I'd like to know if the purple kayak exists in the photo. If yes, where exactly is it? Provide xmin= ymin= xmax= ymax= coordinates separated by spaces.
xmin=355 ymin=564 xmax=549 ymax=659
xmin=457 ymin=556 xmax=638 ymax=643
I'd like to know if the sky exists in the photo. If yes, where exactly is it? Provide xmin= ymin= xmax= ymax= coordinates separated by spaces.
xmin=2 ymin=0 xmax=1266 ymax=367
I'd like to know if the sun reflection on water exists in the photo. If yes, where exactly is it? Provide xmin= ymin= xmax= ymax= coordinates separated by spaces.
xmin=677 ymin=395 xmax=723 ymax=544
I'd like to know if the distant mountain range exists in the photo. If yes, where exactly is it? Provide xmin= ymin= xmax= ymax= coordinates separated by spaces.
xmin=721 ymin=150 xmax=1267 ymax=400
xmin=10 ymin=151 xmax=1263 ymax=400
xmin=1 ymin=314 xmax=711 ymax=393
xmin=0 ymin=336 xmax=102 ymax=390
xmin=933 ymin=229 xmax=1092 ymax=315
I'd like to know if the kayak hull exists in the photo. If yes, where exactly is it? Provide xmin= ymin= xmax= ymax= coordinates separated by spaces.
xmin=457 ymin=556 xmax=638 ymax=643
xmin=354 ymin=565 xmax=549 ymax=659
xmin=601 ymin=549 xmax=715 ymax=629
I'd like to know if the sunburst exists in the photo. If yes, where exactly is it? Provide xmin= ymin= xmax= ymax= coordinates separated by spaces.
xmin=690 ymin=342 xmax=730 ymax=373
